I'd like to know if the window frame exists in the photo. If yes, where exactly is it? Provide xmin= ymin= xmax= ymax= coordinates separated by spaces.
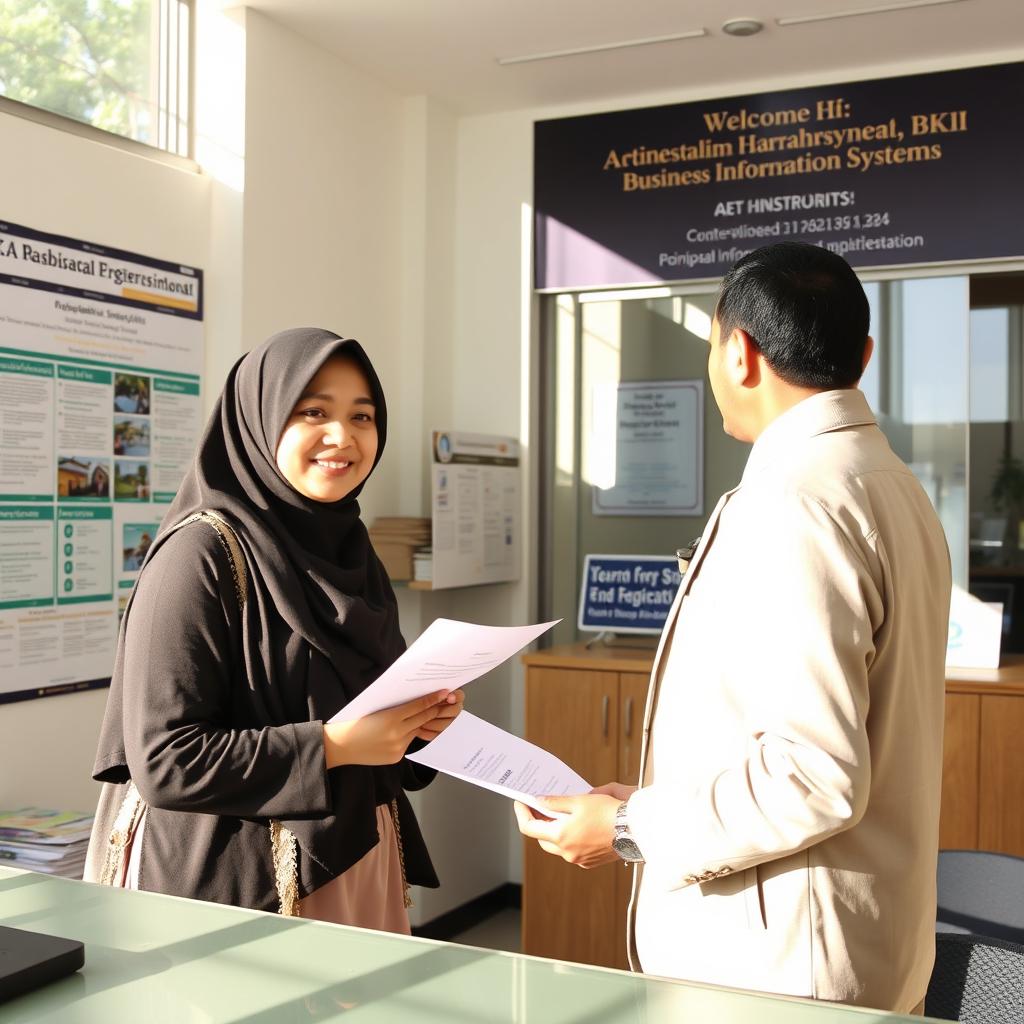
xmin=0 ymin=0 xmax=197 ymax=171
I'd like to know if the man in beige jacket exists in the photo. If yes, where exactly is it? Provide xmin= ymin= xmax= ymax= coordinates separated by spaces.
xmin=516 ymin=242 xmax=952 ymax=1013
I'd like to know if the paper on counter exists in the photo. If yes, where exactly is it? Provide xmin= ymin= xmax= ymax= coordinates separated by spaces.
xmin=406 ymin=710 xmax=590 ymax=816
xmin=329 ymin=617 xmax=559 ymax=723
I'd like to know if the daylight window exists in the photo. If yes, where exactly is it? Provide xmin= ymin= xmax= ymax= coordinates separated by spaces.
xmin=0 ymin=0 xmax=192 ymax=158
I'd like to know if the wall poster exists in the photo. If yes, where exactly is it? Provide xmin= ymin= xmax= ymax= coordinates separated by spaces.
xmin=535 ymin=61 xmax=1024 ymax=290
xmin=0 ymin=220 xmax=203 ymax=703
xmin=592 ymin=379 xmax=703 ymax=517
xmin=431 ymin=431 xmax=521 ymax=590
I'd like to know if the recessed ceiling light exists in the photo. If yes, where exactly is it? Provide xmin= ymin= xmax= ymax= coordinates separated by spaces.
xmin=777 ymin=0 xmax=966 ymax=27
xmin=497 ymin=29 xmax=707 ymax=66
xmin=722 ymin=18 xmax=765 ymax=36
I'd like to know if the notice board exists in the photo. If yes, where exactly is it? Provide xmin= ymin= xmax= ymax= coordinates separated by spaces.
xmin=430 ymin=431 xmax=521 ymax=590
xmin=0 ymin=220 xmax=203 ymax=703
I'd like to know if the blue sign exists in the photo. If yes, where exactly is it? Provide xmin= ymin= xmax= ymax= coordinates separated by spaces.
xmin=578 ymin=554 xmax=681 ymax=635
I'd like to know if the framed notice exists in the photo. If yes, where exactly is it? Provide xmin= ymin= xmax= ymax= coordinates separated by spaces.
xmin=592 ymin=380 xmax=703 ymax=517
xmin=430 ymin=431 xmax=521 ymax=590
xmin=0 ymin=220 xmax=203 ymax=703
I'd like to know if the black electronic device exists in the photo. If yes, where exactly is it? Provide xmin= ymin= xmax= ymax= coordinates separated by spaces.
xmin=0 ymin=925 xmax=84 ymax=1003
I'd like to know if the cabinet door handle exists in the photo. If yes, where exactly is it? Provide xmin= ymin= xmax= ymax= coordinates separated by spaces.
xmin=602 ymin=695 xmax=610 ymax=739
xmin=624 ymin=696 xmax=634 ymax=738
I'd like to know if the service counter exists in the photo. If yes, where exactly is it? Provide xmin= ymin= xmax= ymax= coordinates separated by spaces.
xmin=0 ymin=867 xmax=930 ymax=1022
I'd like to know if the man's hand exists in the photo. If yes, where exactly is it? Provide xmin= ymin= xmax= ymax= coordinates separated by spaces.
xmin=513 ymin=791 xmax=621 ymax=869
xmin=590 ymin=782 xmax=637 ymax=802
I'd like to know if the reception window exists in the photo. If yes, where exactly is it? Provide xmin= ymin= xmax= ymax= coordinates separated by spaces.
xmin=540 ymin=270 xmax=1024 ymax=652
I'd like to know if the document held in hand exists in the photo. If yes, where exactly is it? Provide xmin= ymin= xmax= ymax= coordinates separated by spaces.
xmin=329 ymin=617 xmax=559 ymax=723
xmin=406 ymin=711 xmax=591 ymax=816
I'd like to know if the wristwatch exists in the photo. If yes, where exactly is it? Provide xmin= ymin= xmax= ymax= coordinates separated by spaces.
xmin=612 ymin=800 xmax=644 ymax=863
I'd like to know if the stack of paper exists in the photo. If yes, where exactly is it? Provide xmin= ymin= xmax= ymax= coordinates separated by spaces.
xmin=0 ymin=808 xmax=94 ymax=879
xmin=368 ymin=517 xmax=432 ymax=581
xmin=412 ymin=547 xmax=433 ymax=582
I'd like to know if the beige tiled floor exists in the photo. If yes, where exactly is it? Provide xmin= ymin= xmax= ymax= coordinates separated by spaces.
xmin=450 ymin=907 xmax=521 ymax=953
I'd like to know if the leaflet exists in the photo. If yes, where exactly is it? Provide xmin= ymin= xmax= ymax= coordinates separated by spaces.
xmin=406 ymin=711 xmax=590 ymax=816
xmin=329 ymin=617 xmax=558 ymax=723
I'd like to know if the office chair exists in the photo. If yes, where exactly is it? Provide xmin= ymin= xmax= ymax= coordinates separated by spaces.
xmin=937 ymin=850 xmax=1024 ymax=945
xmin=925 ymin=932 xmax=1024 ymax=1023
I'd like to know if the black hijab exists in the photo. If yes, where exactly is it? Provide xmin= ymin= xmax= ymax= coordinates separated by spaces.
xmin=96 ymin=328 xmax=418 ymax=883
xmin=158 ymin=326 xmax=402 ymax=686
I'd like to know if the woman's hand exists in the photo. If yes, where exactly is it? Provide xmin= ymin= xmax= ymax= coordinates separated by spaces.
xmin=413 ymin=688 xmax=465 ymax=742
xmin=322 ymin=689 xmax=463 ymax=768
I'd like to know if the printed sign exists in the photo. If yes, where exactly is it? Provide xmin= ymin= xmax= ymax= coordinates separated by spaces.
xmin=535 ymin=61 xmax=1024 ymax=289
xmin=430 ymin=431 xmax=521 ymax=589
xmin=578 ymin=554 xmax=681 ymax=635
xmin=946 ymin=585 xmax=1002 ymax=670
xmin=592 ymin=379 xmax=703 ymax=517
xmin=0 ymin=220 xmax=203 ymax=704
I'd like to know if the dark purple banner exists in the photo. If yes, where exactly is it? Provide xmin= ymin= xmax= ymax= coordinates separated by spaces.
xmin=534 ymin=62 xmax=1024 ymax=290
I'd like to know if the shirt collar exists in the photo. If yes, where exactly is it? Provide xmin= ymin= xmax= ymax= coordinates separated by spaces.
xmin=741 ymin=388 xmax=877 ymax=483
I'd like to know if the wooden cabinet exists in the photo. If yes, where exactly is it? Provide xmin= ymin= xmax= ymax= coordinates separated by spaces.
xmin=941 ymin=667 xmax=1024 ymax=855
xmin=521 ymin=646 xmax=658 ymax=970
xmin=523 ymin=644 xmax=1024 ymax=970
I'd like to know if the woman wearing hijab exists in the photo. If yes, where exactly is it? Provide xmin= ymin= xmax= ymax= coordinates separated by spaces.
xmin=86 ymin=328 xmax=462 ymax=931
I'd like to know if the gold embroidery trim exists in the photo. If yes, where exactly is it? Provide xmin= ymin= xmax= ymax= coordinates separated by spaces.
xmin=99 ymin=780 xmax=144 ymax=886
xmin=270 ymin=820 xmax=300 ymax=917
xmin=389 ymin=798 xmax=413 ymax=908
xmin=194 ymin=511 xmax=248 ymax=609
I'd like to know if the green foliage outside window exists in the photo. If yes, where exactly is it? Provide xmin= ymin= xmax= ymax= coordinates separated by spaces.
xmin=0 ymin=0 xmax=154 ymax=144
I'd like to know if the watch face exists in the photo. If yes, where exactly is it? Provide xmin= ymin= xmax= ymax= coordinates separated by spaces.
xmin=613 ymin=834 xmax=643 ymax=863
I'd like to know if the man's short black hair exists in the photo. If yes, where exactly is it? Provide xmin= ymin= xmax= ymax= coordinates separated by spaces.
xmin=714 ymin=242 xmax=870 ymax=390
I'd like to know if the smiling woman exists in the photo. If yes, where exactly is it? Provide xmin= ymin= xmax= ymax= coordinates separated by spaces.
xmin=85 ymin=327 xmax=464 ymax=931
xmin=274 ymin=355 xmax=379 ymax=503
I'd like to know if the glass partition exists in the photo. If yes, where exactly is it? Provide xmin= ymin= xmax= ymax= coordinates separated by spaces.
xmin=967 ymin=274 xmax=1024 ymax=651
xmin=541 ymin=270 xmax=1024 ymax=650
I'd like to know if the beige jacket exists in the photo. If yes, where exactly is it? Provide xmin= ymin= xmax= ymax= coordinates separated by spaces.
xmin=626 ymin=389 xmax=952 ymax=1013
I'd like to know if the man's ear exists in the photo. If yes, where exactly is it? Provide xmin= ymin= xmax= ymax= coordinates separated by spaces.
xmin=725 ymin=328 xmax=760 ymax=388
xmin=862 ymin=336 xmax=875 ymax=375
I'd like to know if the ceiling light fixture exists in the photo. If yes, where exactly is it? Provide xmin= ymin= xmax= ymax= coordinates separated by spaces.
xmin=722 ymin=18 xmax=765 ymax=36
xmin=777 ymin=0 xmax=966 ymax=27
xmin=497 ymin=29 xmax=707 ymax=66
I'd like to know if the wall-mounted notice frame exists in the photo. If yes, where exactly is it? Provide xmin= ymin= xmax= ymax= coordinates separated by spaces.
xmin=0 ymin=219 xmax=203 ymax=704
xmin=578 ymin=554 xmax=681 ymax=636
xmin=535 ymin=61 xmax=1024 ymax=290
xmin=430 ymin=431 xmax=521 ymax=590
xmin=592 ymin=379 xmax=703 ymax=517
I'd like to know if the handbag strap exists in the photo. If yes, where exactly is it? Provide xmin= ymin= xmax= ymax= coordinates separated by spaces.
xmin=103 ymin=510 xmax=300 ymax=917
xmin=174 ymin=510 xmax=248 ymax=608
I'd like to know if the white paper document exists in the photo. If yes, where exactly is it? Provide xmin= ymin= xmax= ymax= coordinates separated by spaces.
xmin=406 ymin=711 xmax=591 ymax=816
xmin=329 ymin=617 xmax=559 ymax=723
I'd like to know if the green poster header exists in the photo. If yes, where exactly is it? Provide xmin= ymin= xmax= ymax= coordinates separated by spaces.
xmin=0 ymin=356 xmax=53 ymax=378
xmin=154 ymin=377 xmax=200 ymax=396
xmin=57 ymin=506 xmax=113 ymax=520
xmin=0 ymin=506 xmax=55 ymax=520
xmin=58 ymin=364 xmax=112 ymax=385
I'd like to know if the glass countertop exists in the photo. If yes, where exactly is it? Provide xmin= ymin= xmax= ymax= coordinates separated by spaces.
xmin=0 ymin=867 xmax=933 ymax=1023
